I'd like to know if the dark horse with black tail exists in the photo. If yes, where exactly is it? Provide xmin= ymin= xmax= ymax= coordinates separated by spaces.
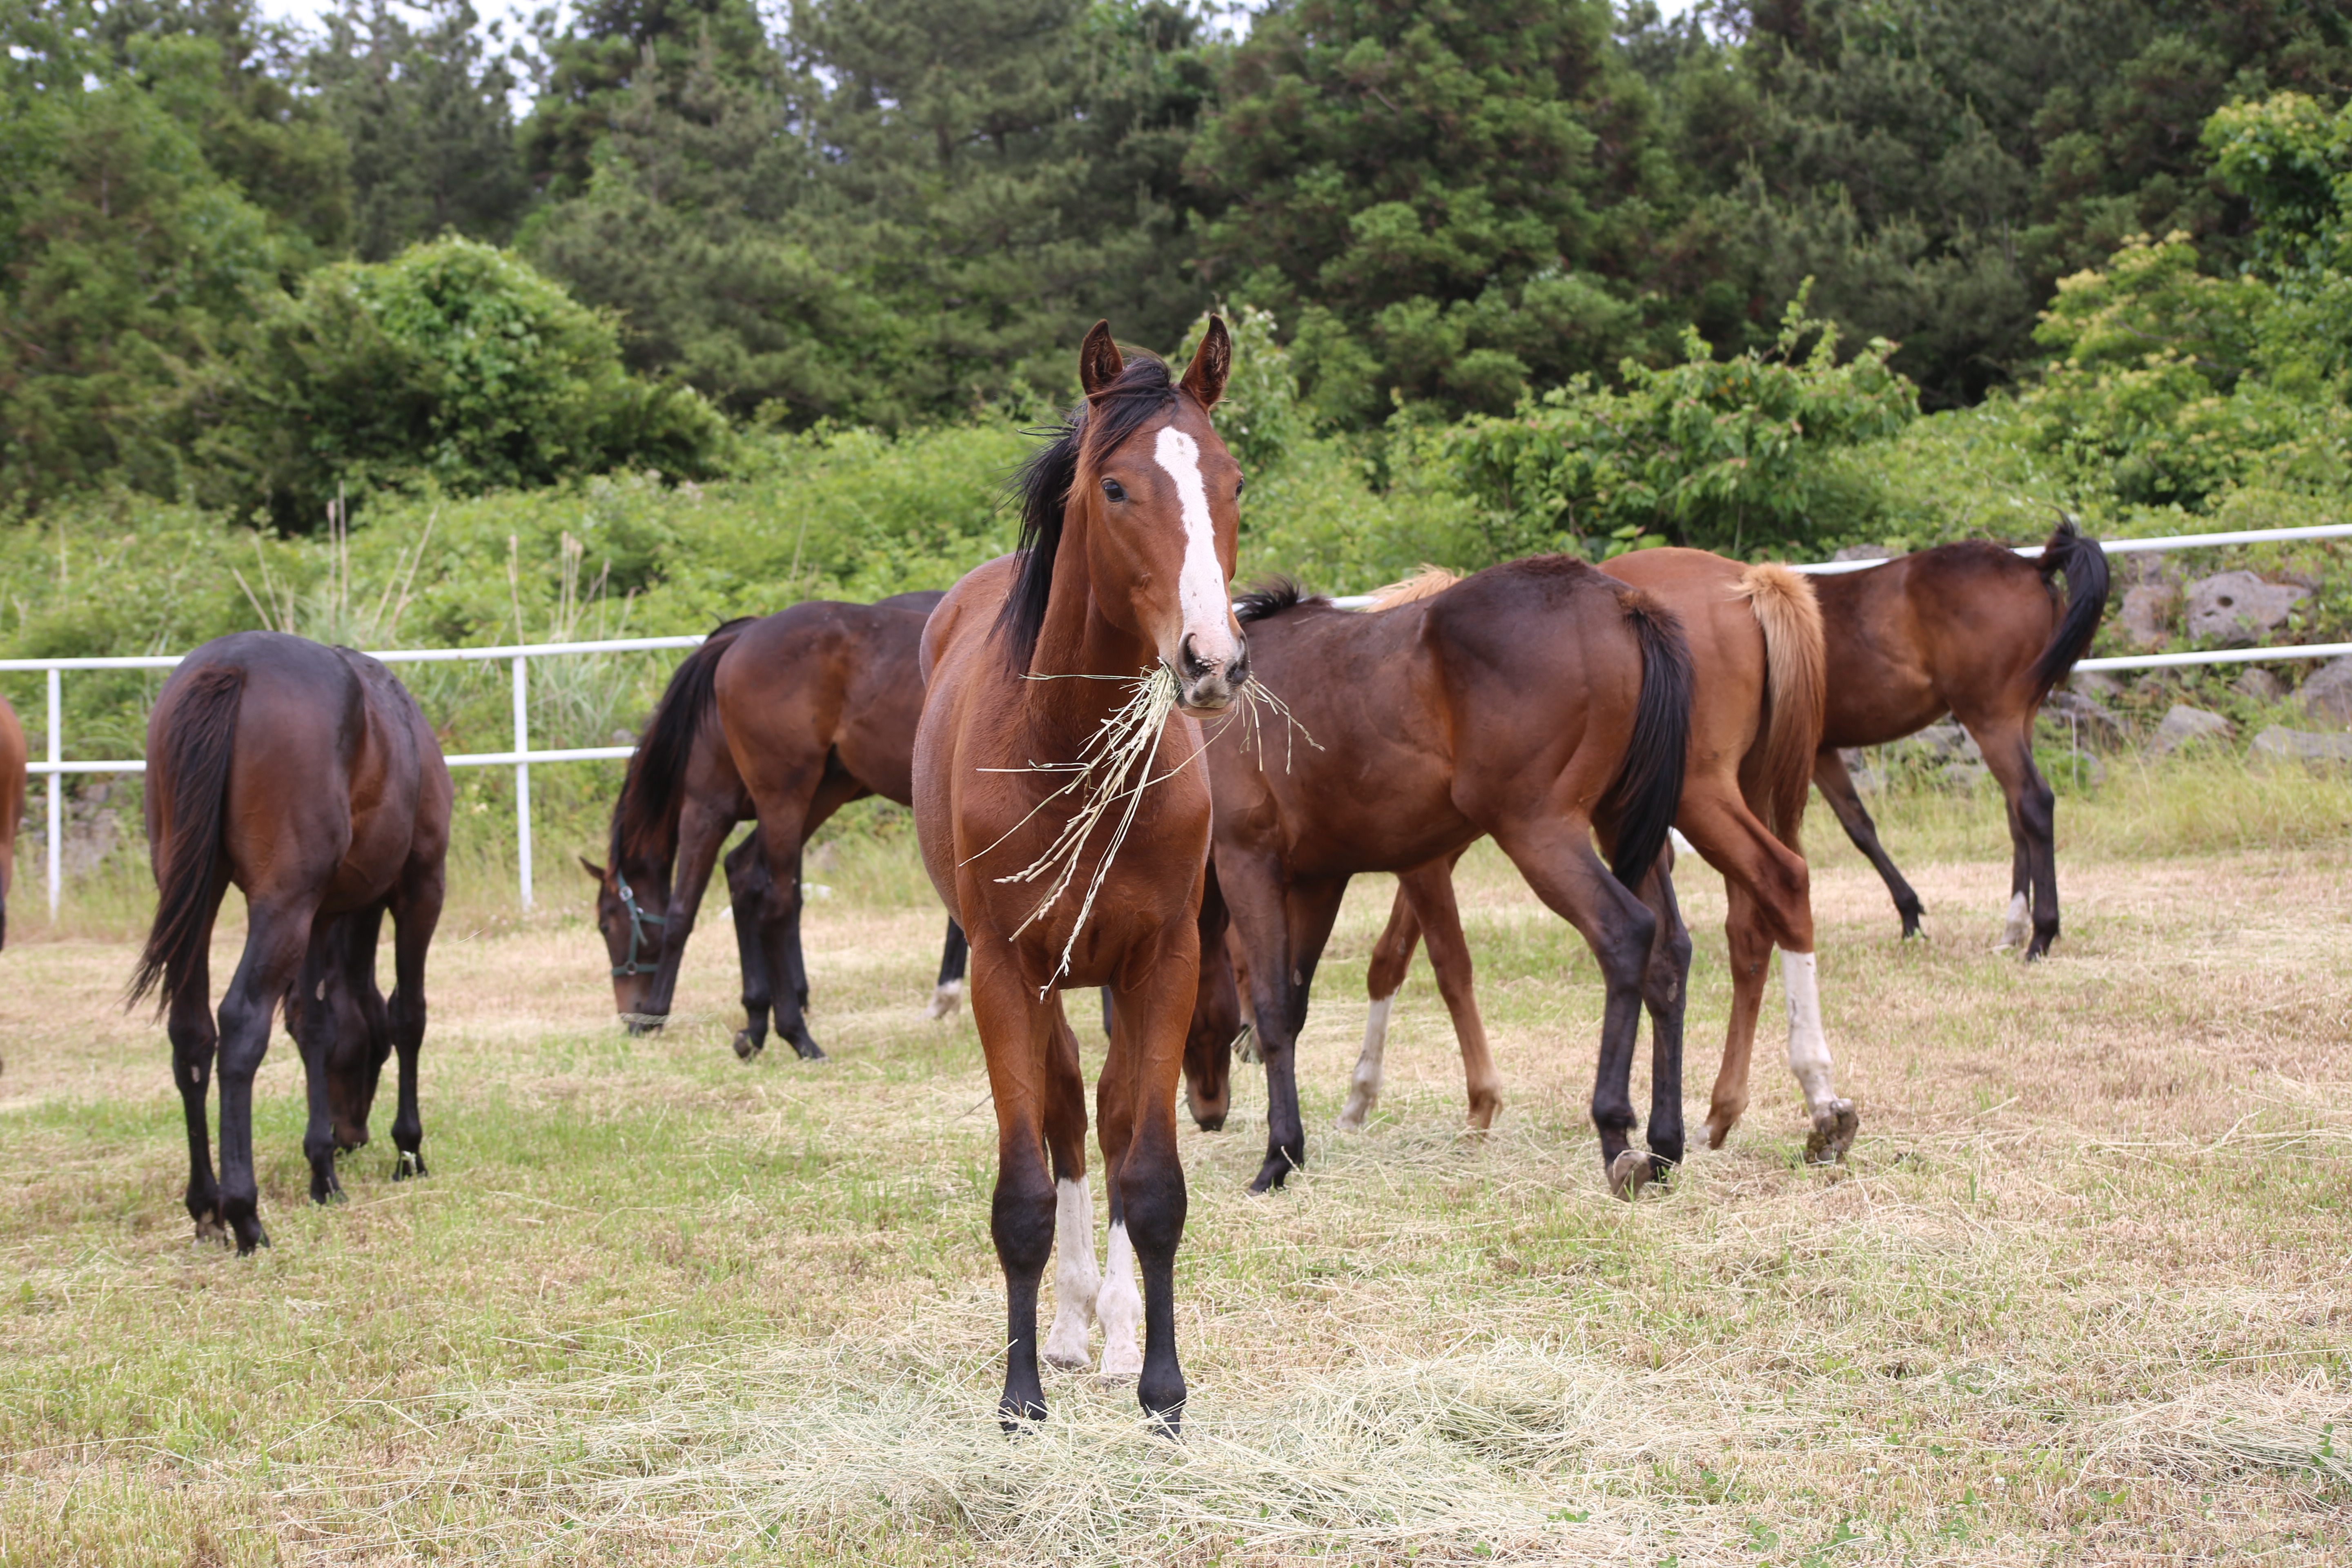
xmin=131 ymin=633 xmax=450 ymax=1254
xmin=1808 ymin=517 xmax=2109 ymax=960
xmin=584 ymin=592 xmax=967 ymax=1059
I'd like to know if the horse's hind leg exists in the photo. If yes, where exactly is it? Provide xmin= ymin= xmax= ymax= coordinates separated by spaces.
xmin=1634 ymin=861 xmax=1691 ymax=1174
xmin=286 ymin=919 xmax=346 ymax=1205
xmin=1488 ymin=817 xmax=1657 ymax=1197
xmin=1813 ymin=748 xmax=1924 ymax=938
xmin=723 ymin=835 xmax=774 ymax=1057
xmin=215 ymin=898 xmax=319 ymax=1253
xmin=928 ymin=919 xmax=969 ymax=1019
xmin=1040 ymin=1003 xmax=1100 ymax=1372
xmin=167 ymin=884 xmax=227 ymax=1241
xmin=1225 ymin=861 xmax=1350 ymax=1192
xmin=1397 ymin=858 xmax=1503 ymax=1133
xmin=387 ymin=857 xmax=444 ymax=1179
xmin=1973 ymin=722 xmax=2059 ymax=959
xmin=1341 ymin=879 xmax=1424 ymax=1129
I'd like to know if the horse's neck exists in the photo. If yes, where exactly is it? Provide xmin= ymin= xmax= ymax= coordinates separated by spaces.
xmin=1022 ymin=532 xmax=1155 ymax=748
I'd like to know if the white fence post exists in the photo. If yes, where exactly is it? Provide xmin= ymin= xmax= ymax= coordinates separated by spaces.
xmin=513 ymin=653 xmax=533 ymax=911
xmin=45 ymin=666 xmax=60 ymax=918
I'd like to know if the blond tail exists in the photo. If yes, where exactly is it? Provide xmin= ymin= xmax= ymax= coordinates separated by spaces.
xmin=1737 ymin=563 xmax=1827 ymax=849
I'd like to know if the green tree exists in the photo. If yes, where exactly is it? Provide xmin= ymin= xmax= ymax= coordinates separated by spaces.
xmin=0 ymin=0 xmax=291 ymax=508
xmin=310 ymin=0 xmax=529 ymax=260
xmin=521 ymin=0 xmax=773 ymax=197
xmin=1187 ymin=0 xmax=1659 ymax=419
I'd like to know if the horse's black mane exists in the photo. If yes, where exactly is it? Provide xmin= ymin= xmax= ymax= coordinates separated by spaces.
xmin=608 ymin=615 xmax=757 ymax=870
xmin=997 ymin=353 xmax=1183 ymax=670
xmin=1234 ymin=577 xmax=1326 ymax=624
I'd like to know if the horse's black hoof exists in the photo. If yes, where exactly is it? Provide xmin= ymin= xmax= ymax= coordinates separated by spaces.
xmin=1608 ymin=1149 xmax=1655 ymax=1201
xmin=731 ymin=1030 xmax=763 ymax=1062
xmin=792 ymin=1032 xmax=826 ymax=1062
xmin=231 ymin=1219 xmax=271 ymax=1255
xmin=1249 ymin=1150 xmax=1300 ymax=1193
xmin=624 ymin=1014 xmax=667 ymax=1038
xmin=997 ymin=1395 xmax=1046 ymax=1432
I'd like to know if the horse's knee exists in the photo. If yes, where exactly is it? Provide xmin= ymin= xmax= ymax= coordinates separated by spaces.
xmin=1119 ymin=1155 xmax=1188 ymax=1259
xmin=990 ymin=1161 xmax=1056 ymax=1274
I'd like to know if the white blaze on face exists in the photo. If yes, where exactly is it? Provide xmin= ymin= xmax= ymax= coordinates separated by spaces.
xmin=1152 ymin=426 xmax=1238 ymax=669
xmin=1780 ymin=949 xmax=1840 ymax=1115
xmin=1337 ymin=993 xmax=1394 ymax=1129
xmin=1098 ymin=1221 xmax=1144 ymax=1377
xmin=1042 ymin=1177 xmax=1099 ymax=1370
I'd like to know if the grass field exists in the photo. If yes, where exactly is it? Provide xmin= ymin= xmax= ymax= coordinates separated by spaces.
xmin=2 ymin=766 xmax=2349 ymax=1566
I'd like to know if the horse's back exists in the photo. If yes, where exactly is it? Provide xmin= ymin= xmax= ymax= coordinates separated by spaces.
xmin=713 ymin=595 xmax=938 ymax=804
xmin=912 ymin=558 xmax=1019 ymax=915
xmin=1816 ymin=544 xmax=2051 ymax=744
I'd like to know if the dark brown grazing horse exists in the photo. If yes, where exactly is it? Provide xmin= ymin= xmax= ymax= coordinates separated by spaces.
xmin=1808 ymin=519 xmax=2108 ymax=959
xmin=1336 ymin=551 xmax=1858 ymax=1159
xmin=1203 ymin=557 xmax=1693 ymax=1198
xmin=584 ymin=591 xmax=966 ymax=1059
xmin=130 ymin=633 xmax=450 ymax=1254
xmin=914 ymin=321 xmax=1243 ymax=1432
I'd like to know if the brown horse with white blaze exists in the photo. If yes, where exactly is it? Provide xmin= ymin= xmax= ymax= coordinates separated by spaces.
xmin=1340 ymin=549 xmax=1857 ymax=1159
xmin=914 ymin=321 xmax=1243 ymax=1432
xmin=585 ymin=592 xmax=966 ymax=1058
xmin=131 ymin=633 xmax=450 ymax=1254
xmin=1203 ymin=556 xmax=1695 ymax=1197
xmin=1809 ymin=519 xmax=2108 ymax=959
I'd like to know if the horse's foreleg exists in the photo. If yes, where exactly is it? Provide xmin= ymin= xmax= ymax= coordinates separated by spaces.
xmin=927 ymin=918 xmax=969 ymax=1019
xmin=387 ymin=859 xmax=443 ymax=1180
xmin=1399 ymin=857 xmax=1502 ymax=1132
xmin=215 ymin=900 xmax=317 ymax=1253
xmin=1233 ymin=866 xmax=1348 ymax=1193
xmin=723 ymin=835 xmax=773 ymax=1055
xmin=1812 ymin=748 xmax=1923 ymax=938
xmin=1102 ymin=940 xmax=1197 ymax=1432
xmin=1040 ymin=1003 xmax=1099 ymax=1372
xmin=1490 ymin=816 xmax=1657 ymax=1198
xmin=969 ymin=945 xmax=1056 ymax=1427
xmin=638 ymin=799 xmax=730 ymax=1033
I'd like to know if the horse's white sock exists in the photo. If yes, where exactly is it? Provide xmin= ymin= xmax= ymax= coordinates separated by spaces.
xmin=1780 ymin=950 xmax=1841 ymax=1117
xmin=1097 ymin=1222 xmax=1143 ymax=1377
xmin=1042 ymin=1177 xmax=1098 ymax=1369
xmin=2002 ymin=892 xmax=2029 ymax=949
xmin=926 ymin=978 xmax=963 ymax=1019
xmin=1338 ymin=993 xmax=1394 ymax=1128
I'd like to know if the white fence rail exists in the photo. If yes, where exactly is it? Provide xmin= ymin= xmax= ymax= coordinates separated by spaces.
xmin=4 ymin=521 xmax=2348 ymax=918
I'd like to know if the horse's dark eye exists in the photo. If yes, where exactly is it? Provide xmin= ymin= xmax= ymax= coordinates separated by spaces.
xmin=1100 ymin=478 xmax=1126 ymax=503
xmin=1235 ymin=477 xmax=1246 ymax=497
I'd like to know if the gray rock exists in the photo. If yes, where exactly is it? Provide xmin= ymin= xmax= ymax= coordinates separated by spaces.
xmin=2183 ymin=571 xmax=2309 ymax=647
xmin=2044 ymin=751 xmax=2107 ymax=786
xmin=2248 ymin=726 xmax=2352 ymax=769
xmin=1832 ymin=544 xmax=1895 ymax=562
xmin=2066 ymin=670 xmax=2124 ymax=702
xmin=2040 ymin=690 xmax=2125 ymax=751
xmin=1938 ymin=761 xmax=1989 ymax=792
xmin=2232 ymin=666 xmax=2285 ymax=703
xmin=2150 ymin=704 xmax=2235 ymax=755
xmin=1909 ymin=723 xmax=1980 ymax=763
xmin=2293 ymin=657 xmax=2352 ymax=728
xmin=2118 ymin=583 xmax=2178 ymax=649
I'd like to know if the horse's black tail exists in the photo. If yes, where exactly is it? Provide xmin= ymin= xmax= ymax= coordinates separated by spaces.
xmin=129 ymin=666 xmax=247 ymax=1015
xmin=610 ymin=618 xmax=752 ymax=869
xmin=1601 ymin=588 xmax=1694 ymax=890
xmin=2030 ymin=514 xmax=2110 ymax=700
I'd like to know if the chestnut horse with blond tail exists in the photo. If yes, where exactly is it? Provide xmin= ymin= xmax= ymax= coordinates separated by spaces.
xmin=1342 ymin=550 xmax=1860 ymax=1161
xmin=914 ymin=321 xmax=1245 ymax=1433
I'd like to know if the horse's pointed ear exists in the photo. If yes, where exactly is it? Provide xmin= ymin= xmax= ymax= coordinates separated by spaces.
xmin=1180 ymin=315 xmax=1231 ymax=411
xmin=1078 ymin=321 xmax=1124 ymax=399
xmin=579 ymin=855 xmax=607 ymax=882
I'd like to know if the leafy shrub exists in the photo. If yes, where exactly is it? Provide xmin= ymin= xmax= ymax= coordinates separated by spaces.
xmin=204 ymin=238 xmax=730 ymax=529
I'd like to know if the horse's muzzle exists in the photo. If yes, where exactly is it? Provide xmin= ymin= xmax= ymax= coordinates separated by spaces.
xmin=1176 ymin=632 xmax=1249 ymax=714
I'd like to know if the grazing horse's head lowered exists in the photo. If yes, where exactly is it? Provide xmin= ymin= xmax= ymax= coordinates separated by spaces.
xmin=999 ymin=319 xmax=1249 ymax=717
xmin=581 ymin=855 xmax=667 ymax=1028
